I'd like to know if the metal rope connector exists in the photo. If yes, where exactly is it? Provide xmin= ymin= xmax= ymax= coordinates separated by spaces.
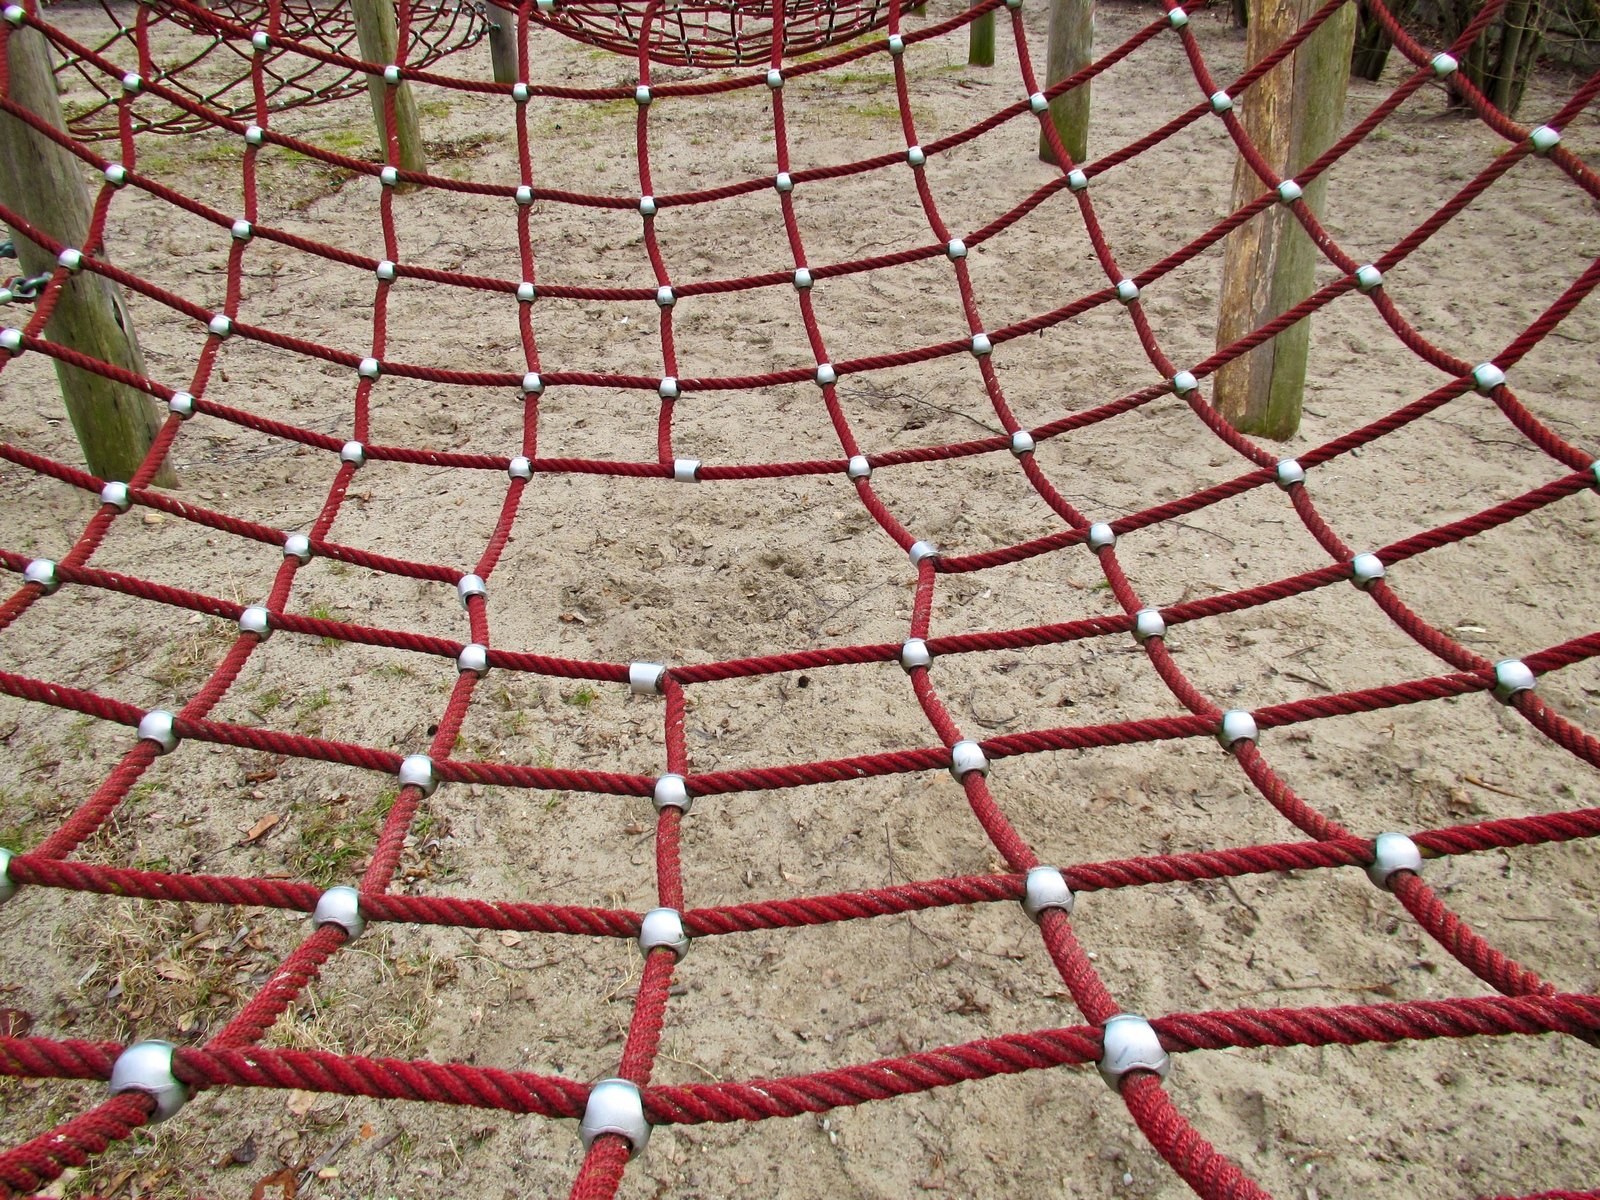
xmin=1 ymin=273 xmax=50 ymax=303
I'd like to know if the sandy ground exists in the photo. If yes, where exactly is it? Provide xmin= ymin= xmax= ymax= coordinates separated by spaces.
xmin=2 ymin=0 xmax=1599 ymax=1197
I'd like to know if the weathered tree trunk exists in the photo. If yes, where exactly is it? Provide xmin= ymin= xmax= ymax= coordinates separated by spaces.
xmin=483 ymin=0 xmax=518 ymax=84
xmin=1037 ymin=0 xmax=1093 ymax=167
xmin=0 ymin=23 xmax=175 ymax=485
xmin=1437 ymin=0 xmax=1546 ymax=117
xmin=1350 ymin=0 xmax=1414 ymax=80
xmin=1212 ymin=0 xmax=1357 ymax=439
xmin=1488 ymin=0 xmax=1544 ymax=113
xmin=350 ymin=0 xmax=427 ymax=176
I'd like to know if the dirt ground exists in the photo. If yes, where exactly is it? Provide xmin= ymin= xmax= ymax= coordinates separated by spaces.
xmin=2 ymin=0 xmax=1599 ymax=1197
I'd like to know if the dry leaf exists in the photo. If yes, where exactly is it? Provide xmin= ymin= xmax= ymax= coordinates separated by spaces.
xmin=250 ymin=1168 xmax=297 ymax=1200
xmin=0 ymin=1008 xmax=32 ymax=1037
xmin=498 ymin=930 xmax=523 ymax=947
xmin=240 ymin=813 xmax=280 ymax=844
xmin=154 ymin=961 xmax=195 ymax=983
xmin=215 ymin=1134 xmax=257 ymax=1168
xmin=285 ymin=1089 xmax=317 ymax=1117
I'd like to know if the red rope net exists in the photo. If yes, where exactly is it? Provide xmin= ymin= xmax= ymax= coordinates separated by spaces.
xmin=48 ymin=0 xmax=485 ymax=139
xmin=517 ymin=0 xmax=891 ymax=65
xmin=0 ymin=0 xmax=1598 ymax=1194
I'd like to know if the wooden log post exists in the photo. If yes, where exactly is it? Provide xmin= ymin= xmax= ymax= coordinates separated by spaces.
xmin=350 ymin=0 xmax=427 ymax=176
xmin=1350 ymin=0 xmax=1417 ymax=82
xmin=969 ymin=10 xmax=995 ymax=66
xmin=483 ymin=0 xmax=518 ymax=84
xmin=1212 ymin=0 xmax=1356 ymax=439
xmin=0 ymin=23 xmax=175 ymax=486
xmin=1037 ymin=0 xmax=1092 ymax=167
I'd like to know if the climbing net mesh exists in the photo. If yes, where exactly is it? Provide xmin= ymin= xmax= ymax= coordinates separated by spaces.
xmin=48 ymin=0 xmax=486 ymax=139
xmin=0 ymin=0 xmax=1598 ymax=1194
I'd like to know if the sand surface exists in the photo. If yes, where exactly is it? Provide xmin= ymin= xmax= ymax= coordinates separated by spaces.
xmin=2 ymin=1 xmax=1599 ymax=1196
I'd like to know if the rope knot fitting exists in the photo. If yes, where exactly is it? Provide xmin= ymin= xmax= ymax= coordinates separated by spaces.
xmin=1366 ymin=832 xmax=1422 ymax=890
xmin=949 ymin=739 xmax=989 ymax=780
xmin=1021 ymin=865 xmax=1074 ymax=920
xmin=638 ymin=907 xmax=690 ymax=960
xmin=653 ymin=773 xmax=690 ymax=813
xmin=1492 ymin=658 xmax=1535 ymax=703
xmin=313 ymin=884 xmax=367 ymax=937
xmin=579 ymin=1078 xmax=651 ymax=1158
xmin=110 ymin=1040 xmax=189 ymax=1122
xmin=1098 ymin=1014 xmax=1170 ymax=1090
xmin=630 ymin=662 xmax=667 ymax=695
xmin=1349 ymin=552 xmax=1385 ymax=589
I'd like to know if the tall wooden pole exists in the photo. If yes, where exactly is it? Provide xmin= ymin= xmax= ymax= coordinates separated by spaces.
xmin=350 ymin=0 xmax=427 ymax=176
xmin=969 ymin=10 xmax=995 ymax=66
xmin=0 ymin=23 xmax=175 ymax=486
xmin=483 ymin=0 xmax=517 ymax=85
xmin=1037 ymin=0 xmax=1092 ymax=167
xmin=1212 ymin=0 xmax=1355 ymax=439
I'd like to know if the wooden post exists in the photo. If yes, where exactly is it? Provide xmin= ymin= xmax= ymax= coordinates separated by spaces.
xmin=969 ymin=10 xmax=995 ymax=66
xmin=350 ymin=0 xmax=427 ymax=176
xmin=1037 ymin=0 xmax=1092 ymax=167
xmin=483 ymin=0 xmax=517 ymax=85
xmin=1350 ymin=0 xmax=1417 ymax=82
xmin=0 ymin=24 xmax=175 ymax=486
xmin=1212 ymin=0 xmax=1356 ymax=439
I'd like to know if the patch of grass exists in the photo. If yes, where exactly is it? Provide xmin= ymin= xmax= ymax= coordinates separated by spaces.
xmin=189 ymin=140 xmax=242 ymax=167
xmin=23 ymin=741 xmax=57 ymax=775
xmin=288 ymin=787 xmax=398 ymax=886
xmin=44 ymin=905 xmax=286 ymax=1198
xmin=149 ymin=621 xmax=236 ymax=691
xmin=305 ymin=602 xmax=342 ymax=648
xmin=0 ymin=786 xmax=50 ymax=849
xmin=59 ymin=900 xmax=261 ymax=1044
xmin=293 ymin=687 xmax=333 ymax=732
xmin=828 ymin=68 xmax=900 ymax=86
xmin=57 ymin=97 xmax=101 ymax=125
xmin=266 ymin=933 xmax=456 ymax=1057
xmin=563 ymin=684 xmax=599 ymax=707
xmin=428 ymin=131 xmax=499 ymax=161
xmin=320 ymin=126 xmax=376 ymax=156
xmin=63 ymin=716 xmax=95 ymax=758
xmin=250 ymin=686 xmax=285 ymax=717
xmin=94 ymin=779 xmax=161 ymax=851
xmin=536 ymin=97 xmax=635 ymax=137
